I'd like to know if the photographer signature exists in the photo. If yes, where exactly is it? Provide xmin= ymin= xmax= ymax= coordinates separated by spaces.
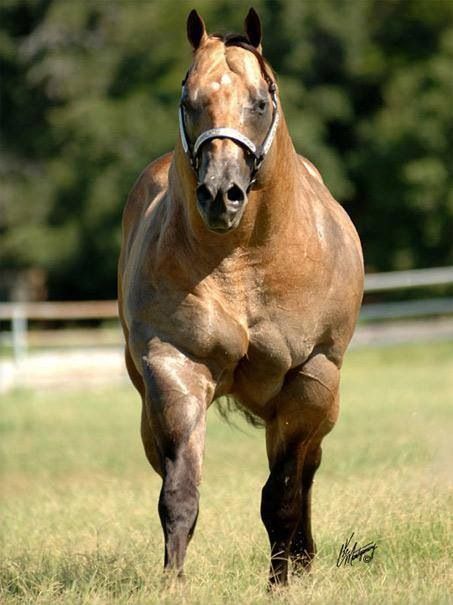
xmin=336 ymin=532 xmax=377 ymax=567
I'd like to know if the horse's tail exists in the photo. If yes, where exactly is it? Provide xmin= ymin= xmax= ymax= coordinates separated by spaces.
xmin=214 ymin=395 xmax=265 ymax=429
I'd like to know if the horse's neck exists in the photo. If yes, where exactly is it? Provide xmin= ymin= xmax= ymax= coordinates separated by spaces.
xmin=246 ymin=117 xmax=301 ymax=243
xmin=170 ymin=117 xmax=301 ymax=256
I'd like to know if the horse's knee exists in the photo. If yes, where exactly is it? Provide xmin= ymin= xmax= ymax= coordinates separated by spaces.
xmin=140 ymin=341 xmax=213 ymax=463
xmin=142 ymin=341 xmax=213 ymax=433
xmin=261 ymin=469 xmax=299 ymax=535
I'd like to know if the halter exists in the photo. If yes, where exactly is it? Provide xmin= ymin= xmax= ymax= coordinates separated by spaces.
xmin=178 ymin=74 xmax=280 ymax=190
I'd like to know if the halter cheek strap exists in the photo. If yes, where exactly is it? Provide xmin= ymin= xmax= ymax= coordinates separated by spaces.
xmin=178 ymin=80 xmax=280 ymax=188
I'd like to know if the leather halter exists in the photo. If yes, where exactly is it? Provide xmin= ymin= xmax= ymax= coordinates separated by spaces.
xmin=178 ymin=75 xmax=280 ymax=190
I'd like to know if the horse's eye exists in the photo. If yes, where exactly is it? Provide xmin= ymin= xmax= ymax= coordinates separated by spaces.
xmin=181 ymin=97 xmax=200 ymax=117
xmin=181 ymin=98 xmax=191 ymax=112
xmin=254 ymin=98 xmax=268 ymax=114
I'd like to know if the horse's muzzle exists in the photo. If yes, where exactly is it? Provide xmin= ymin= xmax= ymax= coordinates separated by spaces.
xmin=196 ymin=183 xmax=247 ymax=233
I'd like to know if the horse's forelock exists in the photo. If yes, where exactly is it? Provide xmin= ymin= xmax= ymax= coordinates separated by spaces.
xmin=204 ymin=32 xmax=275 ymax=87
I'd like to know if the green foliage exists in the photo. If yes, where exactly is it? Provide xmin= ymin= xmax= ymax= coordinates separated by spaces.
xmin=1 ymin=0 xmax=452 ymax=298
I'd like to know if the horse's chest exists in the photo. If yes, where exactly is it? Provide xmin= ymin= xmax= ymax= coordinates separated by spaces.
xmin=167 ymin=296 xmax=300 ymax=404
xmin=232 ymin=318 xmax=302 ymax=408
xmin=167 ymin=292 xmax=250 ymax=366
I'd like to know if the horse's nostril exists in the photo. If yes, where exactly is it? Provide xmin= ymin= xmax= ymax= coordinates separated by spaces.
xmin=226 ymin=185 xmax=245 ymax=205
xmin=196 ymin=184 xmax=213 ymax=207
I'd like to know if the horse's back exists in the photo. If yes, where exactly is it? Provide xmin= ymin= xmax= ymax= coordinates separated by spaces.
xmin=295 ymin=154 xmax=363 ymax=287
xmin=118 ymin=151 xmax=172 ymax=333
xmin=287 ymin=153 xmax=364 ymax=354
xmin=120 ymin=152 xmax=173 ymax=257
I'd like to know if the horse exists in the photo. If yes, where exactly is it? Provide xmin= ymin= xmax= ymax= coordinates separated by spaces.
xmin=118 ymin=8 xmax=363 ymax=586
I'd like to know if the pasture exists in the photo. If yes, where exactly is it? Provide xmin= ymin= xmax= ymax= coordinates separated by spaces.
xmin=1 ymin=341 xmax=452 ymax=604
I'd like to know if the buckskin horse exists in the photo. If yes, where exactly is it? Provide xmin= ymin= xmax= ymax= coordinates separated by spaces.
xmin=118 ymin=8 xmax=363 ymax=586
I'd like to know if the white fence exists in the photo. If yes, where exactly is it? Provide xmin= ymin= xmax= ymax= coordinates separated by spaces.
xmin=1 ymin=266 xmax=453 ymax=364
xmin=364 ymin=266 xmax=453 ymax=291
xmin=0 ymin=300 xmax=119 ymax=363
xmin=362 ymin=266 xmax=453 ymax=321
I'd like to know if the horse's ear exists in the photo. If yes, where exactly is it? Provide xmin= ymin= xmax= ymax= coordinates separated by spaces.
xmin=187 ymin=9 xmax=207 ymax=50
xmin=244 ymin=8 xmax=262 ymax=51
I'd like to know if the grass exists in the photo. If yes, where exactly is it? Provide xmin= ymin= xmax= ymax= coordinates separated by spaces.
xmin=1 ymin=342 xmax=452 ymax=604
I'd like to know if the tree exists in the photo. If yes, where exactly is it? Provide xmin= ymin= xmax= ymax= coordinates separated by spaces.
xmin=1 ymin=0 xmax=452 ymax=300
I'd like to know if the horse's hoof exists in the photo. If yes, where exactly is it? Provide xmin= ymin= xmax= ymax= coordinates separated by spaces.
xmin=291 ymin=552 xmax=316 ymax=576
xmin=161 ymin=569 xmax=186 ymax=591
xmin=267 ymin=573 xmax=289 ymax=591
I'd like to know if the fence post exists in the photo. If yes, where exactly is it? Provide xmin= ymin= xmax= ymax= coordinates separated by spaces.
xmin=12 ymin=303 xmax=28 ymax=365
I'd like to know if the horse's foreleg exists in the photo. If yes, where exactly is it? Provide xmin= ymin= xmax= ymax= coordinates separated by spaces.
xmin=140 ymin=342 xmax=214 ymax=577
xmin=262 ymin=353 xmax=339 ymax=586
xmin=157 ymin=416 xmax=205 ymax=575
xmin=289 ymin=442 xmax=322 ymax=572
xmin=261 ymin=441 xmax=305 ymax=586
xmin=289 ymin=356 xmax=339 ymax=576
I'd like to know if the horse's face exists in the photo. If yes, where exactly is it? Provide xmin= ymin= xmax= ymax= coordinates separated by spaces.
xmin=181 ymin=10 xmax=276 ymax=234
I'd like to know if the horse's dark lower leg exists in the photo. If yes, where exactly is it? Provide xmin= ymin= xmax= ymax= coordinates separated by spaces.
xmin=261 ymin=454 xmax=301 ymax=586
xmin=158 ymin=451 xmax=201 ymax=575
xmin=261 ymin=354 xmax=340 ymax=586
xmin=290 ymin=445 xmax=322 ymax=573
xmin=159 ymin=453 xmax=199 ymax=576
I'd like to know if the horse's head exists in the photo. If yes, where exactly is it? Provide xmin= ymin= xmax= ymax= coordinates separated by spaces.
xmin=179 ymin=8 xmax=279 ymax=234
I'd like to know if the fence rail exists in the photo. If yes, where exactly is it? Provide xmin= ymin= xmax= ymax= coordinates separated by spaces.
xmin=364 ymin=266 xmax=453 ymax=292
xmin=0 ymin=300 xmax=118 ymax=321
xmin=1 ymin=266 xmax=453 ymax=362
xmin=360 ymin=297 xmax=453 ymax=321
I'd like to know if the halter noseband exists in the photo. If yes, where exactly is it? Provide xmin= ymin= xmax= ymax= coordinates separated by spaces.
xmin=178 ymin=76 xmax=279 ymax=190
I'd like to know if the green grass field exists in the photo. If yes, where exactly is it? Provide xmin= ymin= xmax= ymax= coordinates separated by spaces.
xmin=1 ymin=342 xmax=452 ymax=604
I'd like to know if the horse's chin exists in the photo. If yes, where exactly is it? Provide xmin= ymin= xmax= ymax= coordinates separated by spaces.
xmin=206 ymin=223 xmax=239 ymax=234
xmin=199 ymin=210 xmax=245 ymax=234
